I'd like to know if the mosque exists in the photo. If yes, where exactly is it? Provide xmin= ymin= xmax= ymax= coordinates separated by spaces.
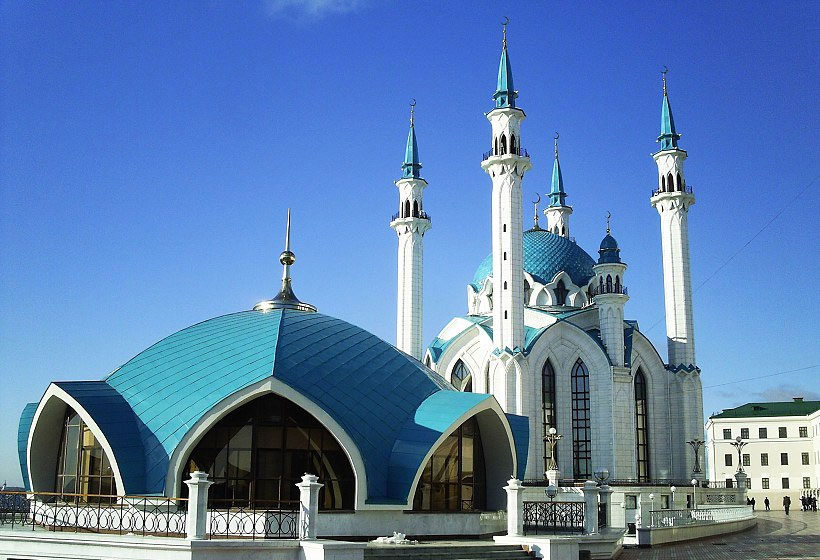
xmin=16 ymin=28 xmax=704 ymax=537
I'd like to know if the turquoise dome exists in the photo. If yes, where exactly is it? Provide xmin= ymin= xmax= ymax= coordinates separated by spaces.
xmin=598 ymin=233 xmax=622 ymax=264
xmin=471 ymin=229 xmax=596 ymax=290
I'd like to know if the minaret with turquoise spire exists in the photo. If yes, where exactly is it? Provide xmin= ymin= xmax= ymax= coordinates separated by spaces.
xmin=650 ymin=70 xmax=696 ymax=368
xmin=544 ymin=133 xmax=572 ymax=237
xmin=390 ymin=101 xmax=431 ymax=360
xmin=480 ymin=19 xmax=531 ymax=358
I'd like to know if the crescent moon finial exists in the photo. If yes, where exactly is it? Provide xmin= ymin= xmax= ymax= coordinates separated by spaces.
xmin=409 ymin=99 xmax=416 ymax=126
xmin=532 ymin=193 xmax=541 ymax=205
xmin=532 ymin=193 xmax=541 ymax=229
xmin=606 ymin=211 xmax=611 ymax=234
xmin=502 ymin=16 xmax=509 ymax=47
xmin=661 ymin=66 xmax=669 ymax=94
xmin=553 ymin=132 xmax=559 ymax=157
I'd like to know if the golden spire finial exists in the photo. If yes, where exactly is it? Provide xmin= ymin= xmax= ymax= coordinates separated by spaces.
xmin=553 ymin=131 xmax=559 ymax=158
xmin=502 ymin=16 xmax=509 ymax=48
xmin=662 ymin=65 xmax=669 ymax=95
xmin=606 ymin=211 xmax=611 ymax=234
xmin=410 ymin=98 xmax=416 ymax=127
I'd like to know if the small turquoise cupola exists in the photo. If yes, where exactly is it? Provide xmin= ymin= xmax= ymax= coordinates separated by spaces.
xmin=493 ymin=18 xmax=517 ymax=109
xmin=598 ymin=214 xmax=621 ymax=264
xmin=401 ymin=101 xmax=422 ymax=179
xmin=658 ymin=68 xmax=681 ymax=151
xmin=548 ymin=133 xmax=567 ymax=207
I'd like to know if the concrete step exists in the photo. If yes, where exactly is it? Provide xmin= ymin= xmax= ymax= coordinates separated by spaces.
xmin=365 ymin=543 xmax=531 ymax=560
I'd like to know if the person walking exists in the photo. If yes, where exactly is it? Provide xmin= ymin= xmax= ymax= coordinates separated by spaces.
xmin=764 ymin=497 xmax=770 ymax=511
xmin=750 ymin=497 xmax=756 ymax=511
xmin=784 ymin=495 xmax=791 ymax=515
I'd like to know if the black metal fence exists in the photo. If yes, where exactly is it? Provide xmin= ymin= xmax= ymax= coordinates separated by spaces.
xmin=0 ymin=491 xmax=186 ymax=537
xmin=207 ymin=499 xmax=299 ymax=540
xmin=523 ymin=501 xmax=584 ymax=534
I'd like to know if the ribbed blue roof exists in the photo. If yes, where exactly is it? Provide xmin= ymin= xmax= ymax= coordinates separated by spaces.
xmin=17 ymin=403 xmax=37 ymax=491
xmin=471 ymin=229 xmax=596 ymax=290
xmin=88 ymin=308 xmax=513 ymax=503
xmin=598 ymin=233 xmax=621 ymax=264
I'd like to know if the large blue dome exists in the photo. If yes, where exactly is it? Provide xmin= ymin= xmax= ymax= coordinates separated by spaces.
xmin=471 ymin=229 xmax=596 ymax=289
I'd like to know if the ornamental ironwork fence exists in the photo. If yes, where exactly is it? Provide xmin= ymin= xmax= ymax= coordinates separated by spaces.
xmin=0 ymin=491 xmax=186 ymax=537
xmin=207 ymin=499 xmax=299 ymax=540
xmin=649 ymin=505 xmax=753 ymax=528
xmin=481 ymin=148 xmax=530 ymax=161
xmin=390 ymin=211 xmax=431 ymax=222
xmin=651 ymin=185 xmax=694 ymax=197
xmin=522 ymin=500 xmax=584 ymax=534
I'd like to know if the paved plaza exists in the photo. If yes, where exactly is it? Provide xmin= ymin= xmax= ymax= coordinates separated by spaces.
xmin=620 ymin=510 xmax=820 ymax=559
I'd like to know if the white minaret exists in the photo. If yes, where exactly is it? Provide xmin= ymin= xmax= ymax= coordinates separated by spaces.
xmin=544 ymin=133 xmax=572 ymax=238
xmin=480 ymin=23 xmax=531 ymax=352
xmin=390 ymin=101 xmax=430 ymax=360
xmin=592 ymin=216 xmax=629 ymax=366
xmin=650 ymin=71 xmax=696 ymax=367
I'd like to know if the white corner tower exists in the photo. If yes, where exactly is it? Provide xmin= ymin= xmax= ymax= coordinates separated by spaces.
xmin=544 ymin=133 xmax=572 ymax=238
xmin=390 ymin=102 xmax=431 ymax=360
xmin=592 ymin=217 xmax=629 ymax=367
xmin=480 ymin=22 xmax=531 ymax=352
xmin=650 ymin=71 xmax=696 ymax=368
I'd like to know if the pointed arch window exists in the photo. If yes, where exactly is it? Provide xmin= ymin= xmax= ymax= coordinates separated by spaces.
xmin=510 ymin=133 xmax=517 ymax=155
xmin=571 ymin=359 xmax=592 ymax=479
xmin=183 ymin=393 xmax=355 ymax=509
xmin=676 ymin=173 xmax=683 ymax=191
xmin=661 ymin=175 xmax=666 ymax=192
xmin=413 ymin=417 xmax=486 ymax=511
xmin=667 ymin=173 xmax=674 ymax=192
xmin=404 ymin=200 xmax=411 ymax=218
xmin=542 ymin=360 xmax=557 ymax=473
xmin=413 ymin=200 xmax=419 ymax=218
xmin=615 ymin=275 xmax=621 ymax=293
xmin=451 ymin=359 xmax=472 ymax=392
xmin=553 ymin=280 xmax=569 ymax=306
xmin=494 ymin=137 xmax=499 ymax=156
xmin=500 ymin=134 xmax=507 ymax=155
xmin=56 ymin=408 xmax=117 ymax=502
xmin=606 ymin=274 xmax=613 ymax=293
xmin=635 ymin=369 xmax=650 ymax=482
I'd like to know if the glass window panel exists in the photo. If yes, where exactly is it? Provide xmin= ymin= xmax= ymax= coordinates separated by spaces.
xmin=230 ymin=424 xmax=252 ymax=449
xmin=286 ymin=427 xmax=309 ymax=450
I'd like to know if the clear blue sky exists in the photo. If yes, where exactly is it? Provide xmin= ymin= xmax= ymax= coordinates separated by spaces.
xmin=1 ymin=1 xmax=818 ymax=486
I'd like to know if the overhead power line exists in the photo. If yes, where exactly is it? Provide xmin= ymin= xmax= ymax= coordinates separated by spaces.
xmin=703 ymin=364 xmax=820 ymax=389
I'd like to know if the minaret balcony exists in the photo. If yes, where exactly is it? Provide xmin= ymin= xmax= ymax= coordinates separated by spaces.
xmin=391 ymin=210 xmax=431 ymax=223
xmin=482 ymin=147 xmax=530 ymax=161
xmin=591 ymin=284 xmax=628 ymax=297
xmin=651 ymin=185 xmax=693 ymax=197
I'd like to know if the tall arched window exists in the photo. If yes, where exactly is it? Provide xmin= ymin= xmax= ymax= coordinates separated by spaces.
xmin=606 ymin=274 xmax=613 ymax=292
xmin=404 ymin=200 xmax=410 ymax=218
xmin=661 ymin=175 xmax=666 ymax=191
xmin=510 ymin=133 xmax=517 ymax=155
xmin=635 ymin=369 xmax=650 ymax=482
xmin=571 ymin=359 xmax=592 ymax=479
xmin=494 ymin=137 xmax=498 ymax=155
xmin=55 ymin=407 xmax=117 ymax=502
xmin=676 ymin=173 xmax=683 ymax=191
xmin=413 ymin=200 xmax=419 ymax=217
xmin=451 ymin=359 xmax=472 ymax=392
xmin=413 ymin=417 xmax=485 ymax=511
xmin=183 ymin=393 xmax=355 ymax=509
xmin=667 ymin=173 xmax=674 ymax=191
xmin=615 ymin=275 xmax=621 ymax=293
xmin=500 ymin=134 xmax=507 ymax=155
xmin=554 ymin=280 xmax=569 ymax=306
xmin=542 ymin=361 xmax=557 ymax=473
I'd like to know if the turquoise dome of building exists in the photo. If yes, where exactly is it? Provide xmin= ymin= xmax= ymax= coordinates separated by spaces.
xmin=19 ymin=307 xmax=528 ymax=504
xmin=598 ymin=233 xmax=622 ymax=264
xmin=471 ymin=229 xmax=596 ymax=290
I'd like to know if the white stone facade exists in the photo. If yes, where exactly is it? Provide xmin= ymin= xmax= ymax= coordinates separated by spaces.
xmin=706 ymin=402 xmax=820 ymax=509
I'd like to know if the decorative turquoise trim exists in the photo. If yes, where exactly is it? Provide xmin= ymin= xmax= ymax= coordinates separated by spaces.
xmin=17 ymin=403 xmax=37 ymax=491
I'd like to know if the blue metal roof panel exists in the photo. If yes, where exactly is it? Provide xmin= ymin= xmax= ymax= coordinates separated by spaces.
xmin=17 ymin=403 xmax=37 ymax=491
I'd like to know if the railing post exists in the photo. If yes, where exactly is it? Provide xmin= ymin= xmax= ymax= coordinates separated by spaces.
xmin=184 ymin=471 xmax=212 ymax=540
xmin=582 ymin=480 xmax=599 ymax=535
xmin=734 ymin=471 xmax=748 ymax=504
xmin=599 ymin=483 xmax=612 ymax=529
xmin=296 ymin=473 xmax=323 ymax=540
xmin=503 ymin=478 xmax=524 ymax=536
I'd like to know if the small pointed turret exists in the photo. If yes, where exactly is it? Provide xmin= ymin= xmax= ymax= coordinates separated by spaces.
xmin=548 ymin=134 xmax=567 ymax=207
xmin=254 ymin=210 xmax=317 ymax=313
xmin=401 ymin=102 xmax=422 ymax=179
xmin=658 ymin=68 xmax=681 ymax=151
xmin=493 ymin=18 xmax=517 ymax=109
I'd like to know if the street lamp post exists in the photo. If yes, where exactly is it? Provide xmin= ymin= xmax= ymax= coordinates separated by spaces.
xmin=686 ymin=438 xmax=705 ymax=474
xmin=545 ymin=484 xmax=558 ymax=535
xmin=648 ymin=493 xmax=656 ymax=528
xmin=729 ymin=436 xmax=748 ymax=473
xmin=691 ymin=478 xmax=698 ymax=510
xmin=670 ymin=485 xmax=676 ymax=510
xmin=543 ymin=427 xmax=562 ymax=485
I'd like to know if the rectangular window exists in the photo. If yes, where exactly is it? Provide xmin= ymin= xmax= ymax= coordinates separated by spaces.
xmin=625 ymin=495 xmax=637 ymax=509
xmin=782 ymin=477 xmax=789 ymax=489
xmin=762 ymin=478 xmax=769 ymax=489
xmin=661 ymin=494 xmax=670 ymax=509
xmin=745 ymin=479 xmax=751 ymax=489
xmin=799 ymin=426 xmax=808 ymax=438
xmin=723 ymin=428 xmax=732 ymax=439
xmin=804 ymin=477 xmax=811 ymax=489
xmin=779 ymin=426 xmax=787 ymax=438
xmin=742 ymin=454 xmax=750 ymax=466
xmin=761 ymin=453 xmax=768 ymax=466
xmin=781 ymin=453 xmax=788 ymax=465
xmin=725 ymin=478 xmax=734 ymax=488
xmin=725 ymin=453 xmax=733 ymax=466
xmin=740 ymin=428 xmax=749 ymax=439
xmin=802 ymin=452 xmax=810 ymax=465
xmin=759 ymin=427 xmax=767 ymax=439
